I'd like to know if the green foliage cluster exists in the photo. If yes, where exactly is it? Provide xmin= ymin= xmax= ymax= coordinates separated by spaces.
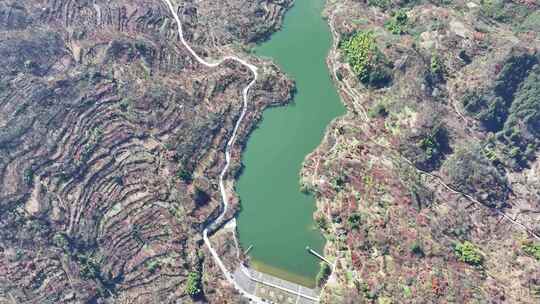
xmin=480 ymin=0 xmax=531 ymax=25
xmin=176 ymin=168 xmax=192 ymax=183
xmin=454 ymin=241 xmax=483 ymax=266
xmin=368 ymin=102 xmax=389 ymax=118
xmin=79 ymin=254 xmax=103 ymax=280
xmin=331 ymin=175 xmax=347 ymax=191
xmin=53 ymin=233 xmax=70 ymax=251
xmin=80 ymin=127 xmax=103 ymax=164
xmin=146 ymin=260 xmax=160 ymax=273
xmin=340 ymin=31 xmax=392 ymax=88
xmin=430 ymin=54 xmax=443 ymax=77
xmin=185 ymin=271 xmax=202 ymax=297
xmin=367 ymin=0 xmax=390 ymax=9
xmin=494 ymin=52 xmax=537 ymax=102
xmin=385 ymin=10 xmax=408 ymax=35
xmin=23 ymin=168 xmax=34 ymax=186
xmin=463 ymin=52 xmax=539 ymax=169
xmin=419 ymin=126 xmax=446 ymax=162
xmin=519 ymin=11 xmax=540 ymax=33
xmin=410 ymin=241 xmax=424 ymax=257
xmin=522 ymin=241 xmax=540 ymax=261
xmin=480 ymin=0 xmax=510 ymax=22
xmin=445 ymin=146 xmax=509 ymax=208
xmin=359 ymin=281 xmax=378 ymax=300
xmin=367 ymin=0 xmax=423 ymax=10
xmin=462 ymin=92 xmax=505 ymax=132
xmin=315 ymin=215 xmax=329 ymax=231
xmin=425 ymin=53 xmax=445 ymax=87
xmin=400 ymin=119 xmax=450 ymax=171
xmin=113 ymin=175 xmax=123 ymax=186
xmin=193 ymin=187 xmax=210 ymax=206
xmin=347 ymin=213 xmax=363 ymax=230
xmin=497 ymin=65 xmax=540 ymax=168
xmin=315 ymin=262 xmax=331 ymax=287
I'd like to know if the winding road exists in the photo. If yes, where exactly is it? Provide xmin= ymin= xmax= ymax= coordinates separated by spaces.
xmin=162 ymin=0 xmax=264 ymax=302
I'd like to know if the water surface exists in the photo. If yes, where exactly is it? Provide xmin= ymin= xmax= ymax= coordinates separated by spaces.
xmin=237 ymin=0 xmax=345 ymax=287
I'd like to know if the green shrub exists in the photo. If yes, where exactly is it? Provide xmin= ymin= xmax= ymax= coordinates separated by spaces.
xmin=347 ymin=213 xmax=363 ymax=230
xmin=400 ymin=119 xmax=450 ymax=171
xmin=424 ymin=53 xmax=445 ymax=87
xmin=522 ymin=241 xmax=540 ymax=261
xmin=186 ymin=271 xmax=202 ymax=297
xmin=480 ymin=0 xmax=532 ymax=27
xmin=519 ymin=11 xmax=540 ymax=33
xmin=146 ymin=260 xmax=160 ymax=273
xmin=79 ymin=254 xmax=103 ymax=280
xmin=315 ymin=215 xmax=329 ymax=230
xmin=53 ymin=233 xmax=70 ymax=251
xmin=23 ymin=168 xmax=34 ymax=186
xmin=368 ymin=103 xmax=389 ymax=118
xmin=454 ymin=241 xmax=483 ymax=266
xmin=498 ymin=65 xmax=540 ymax=169
xmin=480 ymin=0 xmax=509 ymax=22
xmin=430 ymin=54 xmax=443 ymax=76
xmin=340 ymin=31 xmax=392 ymax=88
xmin=419 ymin=128 xmax=445 ymax=161
xmin=193 ymin=187 xmax=210 ymax=206
xmin=176 ymin=168 xmax=192 ymax=183
xmin=367 ymin=0 xmax=390 ymax=9
xmin=493 ymin=52 xmax=537 ymax=102
xmin=385 ymin=10 xmax=409 ymax=35
xmin=410 ymin=241 xmax=425 ymax=257
xmin=462 ymin=92 xmax=507 ymax=132
xmin=315 ymin=262 xmax=332 ymax=287
xmin=331 ymin=175 xmax=347 ymax=191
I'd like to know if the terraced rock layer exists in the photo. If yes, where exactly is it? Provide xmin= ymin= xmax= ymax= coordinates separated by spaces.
xmin=0 ymin=0 xmax=292 ymax=303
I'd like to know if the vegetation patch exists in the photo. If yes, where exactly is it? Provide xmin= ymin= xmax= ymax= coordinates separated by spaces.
xmin=410 ymin=241 xmax=425 ymax=257
xmin=367 ymin=0 xmax=391 ymax=10
xmin=426 ymin=53 xmax=445 ymax=86
xmin=315 ymin=262 xmax=332 ymax=287
xmin=463 ymin=51 xmax=537 ymax=131
xmin=176 ymin=168 xmax=193 ymax=183
xmin=463 ymin=51 xmax=540 ymax=169
xmin=454 ymin=241 xmax=483 ymax=266
xmin=522 ymin=241 xmax=540 ymax=261
xmin=340 ymin=31 xmax=393 ymax=88
xmin=519 ymin=11 xmax=540 ymax=33
xmin=479 ymin=0 xmax=532 ymax=27
xmin=497 ymin=65 xmax=540 ymax=169
xmin=185 ymin=271 xmax=203 ymax=297
xmin=348 ymin=213 xmax=363 ymax=230
xmin=368 ymin=102 xmax=389 ymax=118
xmin=385 ymin=10 xmax=409 ymax=35
xmin=400 ymin=114 xmax=450 ymax=172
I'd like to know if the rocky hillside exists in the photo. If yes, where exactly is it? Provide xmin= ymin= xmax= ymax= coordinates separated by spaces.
xmin=0 ymin=0 xmax=292 ymax=303
xmin=302 ymin=0 xmax=540 ymax=302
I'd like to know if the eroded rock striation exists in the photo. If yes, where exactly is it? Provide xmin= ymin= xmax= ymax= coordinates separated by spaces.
xmin=0 ymin=0 xmax=292 ymax=303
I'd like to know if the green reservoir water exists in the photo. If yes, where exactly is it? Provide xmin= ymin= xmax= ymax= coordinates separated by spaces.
xmin=236 ymin=0 xmax=345 ymax=287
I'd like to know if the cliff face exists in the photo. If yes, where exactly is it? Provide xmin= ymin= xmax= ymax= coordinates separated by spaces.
xmin=304 ymin=1 xmax=540 ymax=302
xmin=0 ymin=0 xmax=292 ymax=303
